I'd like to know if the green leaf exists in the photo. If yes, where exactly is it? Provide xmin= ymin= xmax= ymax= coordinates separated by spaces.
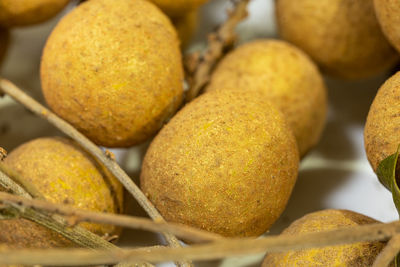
xmin=376 ymin=145 xmax=400 ymax=214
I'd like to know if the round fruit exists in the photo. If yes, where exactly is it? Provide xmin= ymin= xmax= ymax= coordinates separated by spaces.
xmin=150 ymin=0 xmax=208 ymax=17
xmin=275 ymin=0 xmax=398 ymax=79
xmin=262 ymin=209 xmax=384 ymax=266
xmin=365 ymin=71 xmax=400 ymax=171
xmin=41 ymin=0 xmax=184 ymax=147
xmin=0 ymin=137 xmax=124 ymax=248
xmin=374 ymin=0 xmax=400 ymax=53
xmin=141 ymin=90 xmax=299 ymax=237
xmin=172 ymin=10 xmax=198 ymax=49
xmin=0 ymin=0 xmax=69 ymax=27
xmin=206 ymin=39 xmax=327 ymax=156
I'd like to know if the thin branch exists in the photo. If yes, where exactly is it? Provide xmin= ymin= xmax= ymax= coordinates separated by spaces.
xmin=0 ymin=167 xmax=152 ymax=267
xmin=373 ymin=234 xmax=400 ymax=267
xmin=0 ymin=78 xmax=190 ymax=267
xmin=1 ymin=219 xmax=400 ymax=266
xmin=185 ymin=0 xmax=250 ymax=102
xmin=0 ymin=191 xmax=223 ymax=243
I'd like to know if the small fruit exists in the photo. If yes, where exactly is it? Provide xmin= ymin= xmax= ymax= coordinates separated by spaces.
xmin=206 ymin=39 xmax=327 ymax=156
xmin=0 ymin=0 xmax=69 ymax=27
xmin=41 ymin=0 xmax=184 ymax=147
xmin=150 ymin=0 xmax=208 ymax=17
xmin=262 ymin=209 xmax=384 ymax=266
xmin=275 ymin=0 xmax=398 ymax=79
xmin=172 ymin=10 xmax=198 ymax=48
xmin=0 ymin=137 xmax=124 ymax=248
xmin=365 ymin=71 xmax=400 ymax=171
xmin=141 ymin=90 xmax=299 ymax=237
xmin=374 ymin=0 xmax=400 ymax=53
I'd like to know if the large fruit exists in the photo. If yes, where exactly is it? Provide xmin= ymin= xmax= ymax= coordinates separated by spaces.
xmin=172 ymin=10 xmax=198 ymax=48
xmin=365 ymin=71 xmax=400 ymax=171
xmin=141 ymin=90 xmax=299 ymax=237
xmin=0 ymin=0 xmax=69 ymax=27
xmin=41 ymin=0 xmax=184 ymax=147
xmin=206 ymin=39 xmax=327 ymax=156
xmin=374 ymin=0 xmax=400 ymax=53
xmin=262 ymin=209 xmax=384 ymax=266
xmin=150 ymin=0 xmax=208 ymax=17
xmin=275 ymin=0 xmax=398 ymax=79
xmin=0 ymin=137 xmax=124 ymax=248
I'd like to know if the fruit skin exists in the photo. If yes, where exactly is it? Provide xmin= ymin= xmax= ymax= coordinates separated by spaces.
xmin=41 ymin=0 xmax=184 ymax=148
xmin=172 ymin=10 xmax=198 ymax=49
xmin=141 ymin=90 xmax=299 ymax=237
xmin=262 ymin=209 xmax=385 ymax=267
xmin=0 ymin=0 xmax=69 ymax=27
xmin=365 ymin=72 xmax=400 ymax=172
xmin=374 ymin=0 xmax=400 ymax=53
xmin=206 ymin=39 xmax=327 ymax=157
xmin=0 ymin=137 xmax=124 ymax=248
xmin=275 ymin=0 xmax=398 ymax=79
xmin=150 ymin=0 xmax=208 ymax=17
xmin=0 ymin=27 xmax=9 ymax=67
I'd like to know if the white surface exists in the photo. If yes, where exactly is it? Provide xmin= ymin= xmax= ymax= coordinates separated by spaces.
xmin=0 ymin=0 xmax=398 ymax=266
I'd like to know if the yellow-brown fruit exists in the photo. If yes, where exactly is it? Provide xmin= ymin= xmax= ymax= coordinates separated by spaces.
xmin=0 ymin=27 xmax=9 ymax=66
xmin=275 ymin=0 xmax=398 ymax=79
xmin=262 ymin=209 xmax=384 ymax=266
xmin=0 ymin=137 xmax=124 ymax=248
xmin=141 ymin=90 xmax=299 ymax=237
xmin=41 ymin=0 xmax=184 ymax=147
xmin=172 ymin=10 xmax=198 ymax=48
xmin=365 ymin=72 xmax=400 ymax=172
xmin=150 ymin=0 xmax=208 ymax=17
xmin=206 ymin=40 xmax=327 ymax=156
xmin=0 ymin=0 xmax=69 ymax=27
xmin=374 ymin=0 xmax=400 ymax=53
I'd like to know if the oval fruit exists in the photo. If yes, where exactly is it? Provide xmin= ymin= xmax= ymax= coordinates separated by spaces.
xmin=206 ymin=39 xmax=327 ymax=156
xmin=141 ymin=90 xmax=299 ymax=237
xmin=0 ymin=137 xmax=124 ymax=248
xmin=150 ymin=0 xmax=208 ymax=17
xmin=275 ymin=0 xmax=398 ymax=79
xmin=262 ymin=209 xmax=384 ymax=266
xmin=374 ymin=0 xmax=400 ymax=53
xmin=41 ymin=0 xmax=184 ymax=147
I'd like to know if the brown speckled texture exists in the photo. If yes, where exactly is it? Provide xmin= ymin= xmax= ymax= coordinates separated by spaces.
xmin=375 ymin=0 xmax=400 ymax=53
xmin=262 ymin=209 xmax=385 ymax=267
xmin=150 ymin=0 xmax=208 ymax=17
xmin=141 ymin=90 xmax=299 ymax=237
xmin=276 ymin=0 xmax=399 ymax=79
xmin=365 ymin=72 xmax=400 ymax=172
xmin=0 ymin=0 xmax=69 ymax=27
xmin=172 ymin=10 xmax=198 ymax=49
xmin=206 ymin=40 xmax=327 ymax=157
xmin=41 ymin=0 xmax=184 ymax=148
xmin=0 ymin=137 xmax=124 ymax=248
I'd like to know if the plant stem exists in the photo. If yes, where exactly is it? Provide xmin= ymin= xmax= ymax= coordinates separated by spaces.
xmin=372 ymin=234 xmax=400 ymax=267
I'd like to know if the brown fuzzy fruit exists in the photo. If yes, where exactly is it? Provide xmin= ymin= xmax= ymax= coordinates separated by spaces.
xmin=365 ymin=71 xmax=400 ymax=172
xmin=0 ymin=137 xmax=124 ymax=248
xmin=374 ymin=0 xmax=400 ymax=53
xmin=275 ymin=0 xmax=398 ymax=79
xmin=141 ymin=90 xmax=299 ymax=237
xmin=41 ymin=0 xmax=184 ymax=147
xmin=0 ymin=0 xmax=69 ymax=27
xmin=262 ymin=209 xmax=384 ymax=266
xmin=150 ymin=0 xmax=208 ymax=17
xmin=172 ymin=10 xmax=198 ymax=49
xmin=206 ymin=39 xmax=327 ymax=156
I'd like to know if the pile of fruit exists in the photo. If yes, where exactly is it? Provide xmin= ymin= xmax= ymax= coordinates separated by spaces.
xmin=0 ymin=0 xmax=400 ymax=266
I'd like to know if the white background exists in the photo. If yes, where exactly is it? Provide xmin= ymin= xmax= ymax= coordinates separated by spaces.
xmin=0 ymin=0 xmax=398 ymax=266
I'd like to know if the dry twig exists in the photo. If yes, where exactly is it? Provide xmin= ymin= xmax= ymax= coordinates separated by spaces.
xmin=185 ymin=0 xmax=250 ymax=102
xmin=0 ymin=191 xmax=223 ymax=243
xmin=1 ymin=219 xmax=400 ymax=266
xmin=373 ymin=234 xmax=400 ymax=267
